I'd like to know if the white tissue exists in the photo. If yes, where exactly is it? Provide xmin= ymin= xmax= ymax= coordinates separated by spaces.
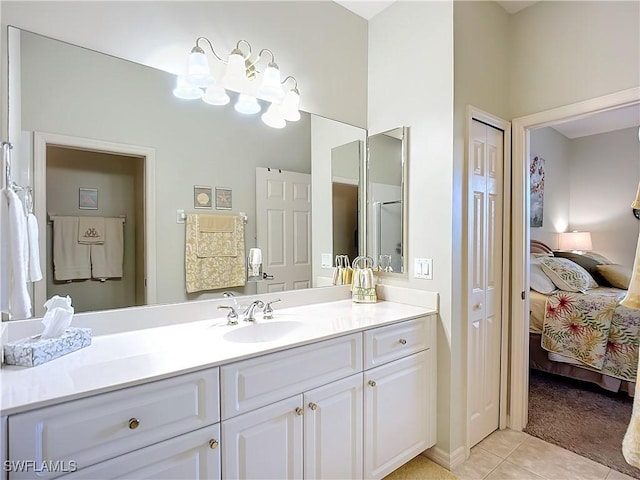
xmin=249 ymin=248 xmax=262 ymax=277
xmin=41 ymin=295 xmax=74 ymax=339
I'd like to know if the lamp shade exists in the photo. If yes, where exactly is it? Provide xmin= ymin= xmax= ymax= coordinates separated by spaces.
xmin=281 ymin=88 xmax=301 ymax=122
xmin=223 ymin=51 xmax=249 ymax=92
xmin=202 ymin=85 xmax=230 ymax=106
xmin=234 ymin=94 xmax=261 ymax=115
xmin=261 ymin=103 xmax=286 ymax=129
xmin=558 ymin=231 xmax=592 ymax=252
xmin=173 ymin=75 xmax=204 ymax=100
xmin=257 ymin=64 xmax=284 ymax=101
xmin=186 ymin=51 xmax=214 ymax=88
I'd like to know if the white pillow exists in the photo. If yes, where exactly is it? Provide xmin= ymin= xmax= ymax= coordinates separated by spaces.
xmin=530 ymin=257 xmax=557 ymax=294
xmin=539 ymin=256 xmax=598 ymax=293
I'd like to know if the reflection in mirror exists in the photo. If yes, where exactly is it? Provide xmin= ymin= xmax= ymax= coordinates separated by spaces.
xmin=7 ymin=27 xmax=366 ymax=318
xmin=366 ymin=127 xmax=407 ymax=274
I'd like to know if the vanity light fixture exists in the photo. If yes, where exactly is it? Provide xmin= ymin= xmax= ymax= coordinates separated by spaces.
xmin=173 ymin=36 xmax=301 ymax=128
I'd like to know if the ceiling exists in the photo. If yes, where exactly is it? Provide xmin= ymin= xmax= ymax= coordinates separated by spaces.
xmin=550 ymin=104 xmax=640 ymax=139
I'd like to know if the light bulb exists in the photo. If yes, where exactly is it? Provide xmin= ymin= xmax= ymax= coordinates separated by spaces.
xmin=234 ymin=94 xmax=261 ymax=115
xmin=173 ymin=75 xmax=204 ymax=100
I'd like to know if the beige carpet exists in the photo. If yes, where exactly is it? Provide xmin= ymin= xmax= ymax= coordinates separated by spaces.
xmin=384 ymin=455 xmax=458 ymax=479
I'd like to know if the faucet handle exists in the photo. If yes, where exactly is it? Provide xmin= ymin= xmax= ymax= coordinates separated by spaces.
xmin=263 ymin=299 xmax=282 ymax=319
xmin=218 ymin=305 xmax=239 ymax=325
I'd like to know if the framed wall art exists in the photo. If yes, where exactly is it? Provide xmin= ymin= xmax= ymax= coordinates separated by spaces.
xmin=194 ymin=185 xmax=212 ymax=209
xmin=215 ymin=187 xmax=232 ymax=210
xmin=79 ymin=188 xmax=98 ymax=210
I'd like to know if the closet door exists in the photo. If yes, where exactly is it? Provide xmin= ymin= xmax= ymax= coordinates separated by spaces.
xmin=468 ymin=119 xmax=504 ymax=447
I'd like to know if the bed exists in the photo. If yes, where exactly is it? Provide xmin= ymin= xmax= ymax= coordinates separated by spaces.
xmin=529 ymin=240 xmax=638 ymax=394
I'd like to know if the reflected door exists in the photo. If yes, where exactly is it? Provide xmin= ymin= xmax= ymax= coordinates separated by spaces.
xmin=256 ymin=168 xmax=312 ymax=294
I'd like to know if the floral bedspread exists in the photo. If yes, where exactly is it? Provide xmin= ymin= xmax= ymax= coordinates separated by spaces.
xmin=541 ymin=290 xmax=640 ymax=382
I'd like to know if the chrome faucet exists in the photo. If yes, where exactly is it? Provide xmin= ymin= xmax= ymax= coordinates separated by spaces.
xmin=218 ymin=305 xmax=239 ymax=325
xmin=243 ymin=300 xmax=265 ymax=322
xmin=263 ymin=299 xmax=281 ymax=319
xmin=222 ymin=291 xmax=240 ymax=309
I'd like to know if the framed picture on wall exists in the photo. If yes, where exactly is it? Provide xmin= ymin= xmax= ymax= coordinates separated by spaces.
xmin=79 ymin=188 xmax=98 ymax=210
xmin=215 ymin=187 xmax=232 ymax=210
xmin=194 ymin=185 xmax=213 ymax=209
xmin=530 ymin=156 xmax=545 ymax=227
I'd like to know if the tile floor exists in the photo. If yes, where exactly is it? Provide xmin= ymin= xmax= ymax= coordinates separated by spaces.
xmin=451 ymin=429 xmax=637 ymax=480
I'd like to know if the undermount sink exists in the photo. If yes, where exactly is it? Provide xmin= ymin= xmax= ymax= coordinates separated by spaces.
xmin=223 ymin=321 xmax=305 ymax=343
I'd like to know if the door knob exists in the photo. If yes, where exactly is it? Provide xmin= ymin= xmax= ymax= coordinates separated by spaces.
xmin=368 ymin=380 xmax=377 ymax=387
xmin=309 ymin=402 xmax=318 ymax=411
xmin=262 ymin=272 xmax=274 ymax=280
xmin=295 ymin=407 xmax=304 ymax=416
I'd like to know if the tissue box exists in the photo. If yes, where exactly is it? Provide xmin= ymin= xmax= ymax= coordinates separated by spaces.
xmin=3 ymin=328 xmax=92 ymax=367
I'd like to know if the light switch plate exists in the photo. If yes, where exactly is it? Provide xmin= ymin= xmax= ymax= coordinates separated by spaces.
xmin=176 ymin=209 xmax=185 ymax=224
xmin=321 ymin=253 xmax=333 ymax=269
xmin=414 ymin=258 xmax=433 ymax=280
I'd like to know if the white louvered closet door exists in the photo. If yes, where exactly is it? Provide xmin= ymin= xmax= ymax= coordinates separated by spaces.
xmin=468 ymin=119 xmax=504 ymax=447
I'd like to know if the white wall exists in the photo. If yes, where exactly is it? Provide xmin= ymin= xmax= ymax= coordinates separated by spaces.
xmin=510 ymin=1 xmax=640 ymax=118
xmin=369 ymin=0 xmax=454 ymax=455
xmin=569 ymin=127 xmax=640 ymax=267
xmin=529 ymin=127 xmax=572 ymax=247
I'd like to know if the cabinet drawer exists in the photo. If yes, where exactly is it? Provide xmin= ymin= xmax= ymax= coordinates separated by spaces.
xmin=221 ymin=333 xmax=362 ymax=419
xmin=8 ymin=368 xmax=219 ymax=479
xmin=364 ymin=318 xmax=430 ymax=369
xmin=60 ymin=425 xmax=220 ymax=480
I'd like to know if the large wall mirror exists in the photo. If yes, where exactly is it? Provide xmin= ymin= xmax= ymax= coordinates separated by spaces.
xmin=366 ymin=126 xmax=408 ymax=274
xmin=6 ymin=27 xmax=366 ymax=318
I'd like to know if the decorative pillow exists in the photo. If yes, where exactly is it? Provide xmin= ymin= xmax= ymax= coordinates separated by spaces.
xmin=595 ymin=264 xmax=632 ymax=290
xmin=530 ymin=257 xmax=557 ymax=294
xmin=539 ymin=257 xmax=599 ymax=293
xmin=553 ymin=251 xmax=612 ymax=286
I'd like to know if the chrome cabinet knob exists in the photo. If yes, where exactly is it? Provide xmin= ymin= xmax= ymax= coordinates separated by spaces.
xmin=295 ymin=407 xmax=304 ymax=416
xmin=399 ymin=338 xmax=407 ymax=345
xmin=128 ymin=418 xmax=140 ymax=430
xmin=368 ymin=380 xmax=377 ymax=387
xmin=309 ymin=402 xmax=318 ymax=411
xmin=209 ymin=439 xmax=219 ymax=450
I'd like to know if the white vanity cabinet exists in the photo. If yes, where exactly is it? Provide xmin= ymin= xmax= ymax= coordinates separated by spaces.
xmin=363 ymin=318 xmax=436 ymax=479
xmin=7 ymin=368 xmax=219 ymax=479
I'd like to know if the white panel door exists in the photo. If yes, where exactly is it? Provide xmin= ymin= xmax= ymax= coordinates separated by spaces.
xmin=222 ymin=395 xmax=303 ymax=480
xmin=468 ymin=119 xmax=504 ymax=447
xmin=304 ymin=374 xmax=363 ymax=480
xmin=256 ymin=167 xmax=311 ymax=294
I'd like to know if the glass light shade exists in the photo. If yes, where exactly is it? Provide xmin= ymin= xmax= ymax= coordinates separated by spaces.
xmin=281 ymin=88 xmax=301 ymax=122
xmin=186 ymin=51 xmax=214 ymax=88
xmin=202 ymin=85 xmax=230 ymax=106
xmin=257 ymin=65 xmax=284 ymax=100
xmin=234 ymin=94 xmax=261 ymax=115
xmin=223 ymin=52 xmax=249 ymax=92
xmin=261 ymin=103 xmax=286 ymax=129
xmin=558 ymin=231 xmax=592 ymax=252
xmin=172 ymin=75 xmax=204 ymax=100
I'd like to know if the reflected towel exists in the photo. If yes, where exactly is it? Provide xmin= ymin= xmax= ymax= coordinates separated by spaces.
xmin=78 ymin=216 xmax=105 ymax=244
xmin=0 ymin=188 xmax=31 ymax=318
xmin=194 ymin=214 xmax=238 ymax=258
xmin=185 ymin=214 xmax=246 ymax=293
xmin=52 ymin=216 xmax=91 ymax=281
xmin=26 ymin=213 xmax=43 ymax=282
xmin=91 ymin=217 xmax=124 ymax=279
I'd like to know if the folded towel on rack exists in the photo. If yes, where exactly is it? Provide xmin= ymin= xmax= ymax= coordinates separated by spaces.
xmin=26 ymin=213 xmax=43 ymax=282
xmin=52 ymin=216 xmax=91 ymax=281
xmin=194 ymin=214 xmax=238 ymax=258
xmin=0 ymin=188 xmax=32 ymax=318
xmin=91 ymin=217 xmax=125 ymax=279
xmin=185 ymin=214 xmax=246 ymax=293
xmin=78 ymin=216 xmax=105 ymax=244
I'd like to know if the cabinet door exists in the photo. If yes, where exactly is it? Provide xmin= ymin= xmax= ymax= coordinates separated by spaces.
xmin=304 ymin=374 xmax=363 ymax=480
xmin=222 ymin=396 xmax=303 ymax=480
xmin=364 ymin=350 xmax=431 ymax=480
xmin=59 ymin=425 xmax=220 ymax=480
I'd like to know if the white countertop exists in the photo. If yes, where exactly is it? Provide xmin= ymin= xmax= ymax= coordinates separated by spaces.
xmin=0 ymin=299 xmax=435 ymax=416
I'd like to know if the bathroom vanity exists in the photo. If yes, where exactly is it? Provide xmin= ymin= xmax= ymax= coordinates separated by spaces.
xmin=1 ymin=296 xmax=437 ymax=480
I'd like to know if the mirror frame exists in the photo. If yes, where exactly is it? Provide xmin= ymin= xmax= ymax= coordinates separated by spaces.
xmin=364 ymin=126 xmax=408 ymax=276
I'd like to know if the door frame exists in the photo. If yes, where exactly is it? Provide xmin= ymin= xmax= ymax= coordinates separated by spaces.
xmin=508 ymin=86 xmax=640 ymax=431
xmin=33 ymin=131 xmax=156 ymax=315
xmin=464 ymin=106 xmax=511 ymax=455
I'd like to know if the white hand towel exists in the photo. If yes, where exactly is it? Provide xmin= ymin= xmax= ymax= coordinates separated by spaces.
xmin=0 ymin=188 xmax=31 ymax=318
xmin=26 ymin=213 xmax=43 ymax=282
xmin=91 ymin=217 xmax=124 ymax=279
xmin=52 ymin=216 xmax=91 ymax=281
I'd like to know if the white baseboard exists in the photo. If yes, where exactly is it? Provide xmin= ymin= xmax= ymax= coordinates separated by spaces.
xmin=424 ymin=445 xmax=467 ymax=471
